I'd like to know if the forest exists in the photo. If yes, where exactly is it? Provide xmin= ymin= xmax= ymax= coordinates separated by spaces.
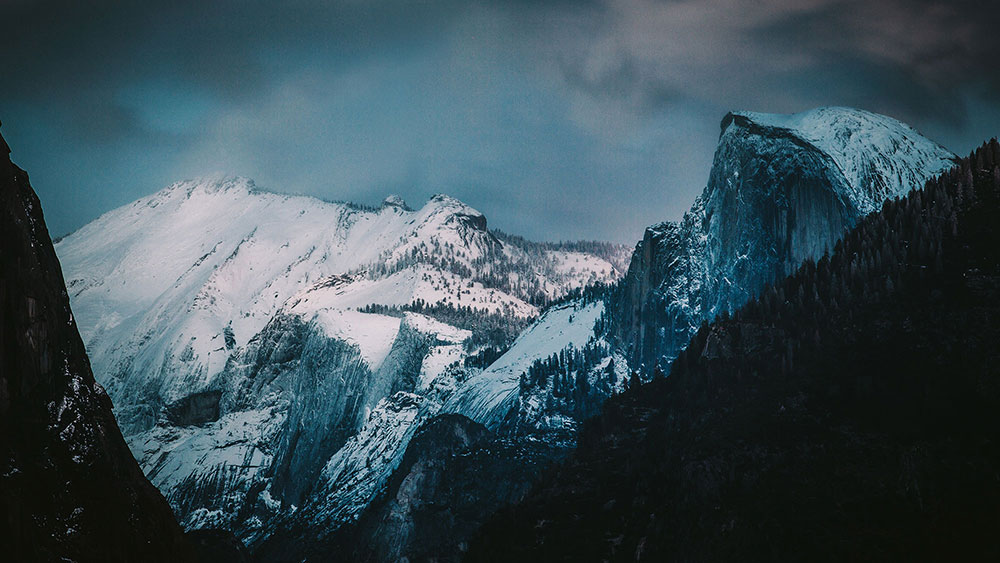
xmin=468 ymin=140 xmax=1000 ymax=561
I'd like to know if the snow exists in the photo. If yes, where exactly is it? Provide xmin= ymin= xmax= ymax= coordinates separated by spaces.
xmin=288 ymin=265 xmax=537 ymax=318
xmin=381 ymin=194 xmax=409 ymax=209
xmin=545 ymin=250 xmax=617 ymax=286
xmin=130 ymin=406 xmax=283 ymax=494
xmin=731 ymin=107 xmax=956 ymax=213
xmin=445 ymin=300 xmax=605 ymax=429
xmin=53 ymin=175 xmax=625 ymax=543
xmin=300 ymin=309 xmax=401 ymax=371
xmin=310 ymin=392 xmax=430 ymax=527
xmin=56 ymin=177 xmax=619 ymax=418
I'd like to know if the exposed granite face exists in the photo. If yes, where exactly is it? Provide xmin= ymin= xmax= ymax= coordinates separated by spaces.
xmin=0 ymin=129 xmax=195 ymax=562
xmin=467 ymin=145 xmax=1000 ymax=562
xmin=609 ymin=107 xmax=956 ymax=371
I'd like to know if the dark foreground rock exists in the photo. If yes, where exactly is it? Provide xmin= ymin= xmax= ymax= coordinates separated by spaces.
xmin=0 ymin=127 xmax=196 ymax=562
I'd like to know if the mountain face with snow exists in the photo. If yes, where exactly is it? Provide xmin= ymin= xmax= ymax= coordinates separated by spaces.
xmin=0 ymin=132 xmax=194 ymax=561
xmin=256 ymin=414 xmax=566 ymax=563
xmin=466 ymin=140 xmax=1000 ymax=562
xmin=247 ymin=293 xmax=628 ymax=561
xmin=609 ymin=107 xmax=957 ymax=370
xmin=246 ymin=107 xmax=966 ymax=560
xmin=55 ymin=180 xmax=628 ymax=543
xmin=50 ymin=105 xmax=962 ymax=559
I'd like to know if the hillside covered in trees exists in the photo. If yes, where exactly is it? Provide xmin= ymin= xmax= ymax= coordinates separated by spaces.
xmin=468 ymin=140 xmax=1000 ymax=561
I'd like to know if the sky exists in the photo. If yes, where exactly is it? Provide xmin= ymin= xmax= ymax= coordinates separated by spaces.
xmin=2 ymin=0 xmax=999 ymax=244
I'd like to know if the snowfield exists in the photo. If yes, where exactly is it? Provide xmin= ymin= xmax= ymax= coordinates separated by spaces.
xmin=55 ymin=179 xmax=627 ymax=543
xmin=56 ymin=178 xmax=623 ymax=430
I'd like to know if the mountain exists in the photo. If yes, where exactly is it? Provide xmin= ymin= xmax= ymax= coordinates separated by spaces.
xmin=248 ymin=292 xmax=622 ymax=561
xmin=468 ymin=140 xmax=1000 ymax=561
xmin=256 ymin=107 xmax=968 ymax=561
xmin=254 ymin=414 xmax=564 ymax=563
xmin=0 ymin=127 xmax=195 ymax=561
xmin=56 ymin=181 xmax=623 ymax=434
xmin=50 ymin=106 xmax=963 ymax=559
xmin=445 ymin=295 xmax=619 ymax=435
xmin=609 ymin=107 xmax=957 ymax=370
xmin=54 ymin=178 xmax=628 ymax=543
xmin=446 ymin=107 xmax=958 ymax=452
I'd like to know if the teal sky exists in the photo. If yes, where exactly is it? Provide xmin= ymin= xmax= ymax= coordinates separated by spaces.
xmin=2 ymin=0 xmax=999 ymax=243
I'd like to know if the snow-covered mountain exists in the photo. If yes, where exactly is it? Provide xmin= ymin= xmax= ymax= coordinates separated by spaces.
xmin=445 ymin=298 xmax=623 ymax=435
xmin=52 ymin=105 xmax=960 ymax=558
xmin=207 ymin=106 xmax=970 ymax=562
xmin=441 ymin=106 xmax=959 ymax=460
xmin=55 ymin=179 xmax=628 ymax=542
xmin=609 ymin=106 xmax=957 ymax=370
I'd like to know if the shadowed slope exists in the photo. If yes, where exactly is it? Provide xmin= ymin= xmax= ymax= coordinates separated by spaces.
xmin=0 ymin=128 xmax=195 ymax=562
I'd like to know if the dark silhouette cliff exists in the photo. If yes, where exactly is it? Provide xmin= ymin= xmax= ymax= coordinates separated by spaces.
xmin=0 ymin=126 xmax=196 ymax=562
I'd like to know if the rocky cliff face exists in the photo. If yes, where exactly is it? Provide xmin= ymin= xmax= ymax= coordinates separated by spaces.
xmin=296 ymin=107 xmax=963 ymax=562
xmin=0 ymin=130 xmax=194 ymax=561
xmin=56 ymin=175 xmax=628 ymax=545
xmin=611 ymin=107 xmax=956 ymax=369
xmin=468 ymin=139 xmax=1000 ymax=563
xmin=256 ymin=413 xmax=564 ymax=562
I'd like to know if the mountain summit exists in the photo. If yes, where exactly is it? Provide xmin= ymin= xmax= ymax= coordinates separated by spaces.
xmin=610 ymin=106 xmax=956 ymax=370
xmin=55 ymin=177 xmax=628 ymax=542
xmin=723 ymin=107 xmax=957 ymax=213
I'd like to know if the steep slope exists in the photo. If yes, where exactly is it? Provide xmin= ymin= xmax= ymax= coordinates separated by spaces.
xmin=57 ymin=182 xmax=624 ymax=433
xmin=274 ymin=107 xmax=966 ymax=562
xmin=0 ymin=128 xmax=194 ymax=561
xmin=255 ymin=414 xmax=564 ymax=563
xmin=296 ymin=109 xmax=968 ymax=562
xmin=610 ymin=106 xmax=957 ymax=370
xmin=445 ymin=299 xmax=611 ymax=432
xmin=57 ymin=183 xmax=622 ymax=434
xmin=469 ymin=141 xmax=1000 ymax=561
xmin=56 ymin=179 xmax=627 ymax=543
xmin=250 ymin=292 xmax=626 ymax=560
xmin=436 ymin=106 xmax=957 ymax=485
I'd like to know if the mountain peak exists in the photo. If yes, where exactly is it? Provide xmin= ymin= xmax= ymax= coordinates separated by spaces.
xmin=381 ymin=194 xmax=410 ymax=210
xmin=157 ymin=175 xmax=257 ymax=200
xmin=611 ymin=107 xmax=959 ymax=372
xmin=422 ymin=194 xmax=487 ymax=227
xmin=426 ymin=193 xmax=472 ymax=209
xmin=721 ymin=106 xmax=956 ymax=214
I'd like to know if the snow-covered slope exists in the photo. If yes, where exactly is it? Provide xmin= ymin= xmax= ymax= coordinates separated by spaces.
xmin=611 ymin=106 xmax=957 ymax=370
xmin=445 ymin=300 xmax=606 ymax=430
xmin=55 ymin=179 xmax=628 ymax=543
xmin=728 ymin=107 xmax=956 ymax=214
xmin=57 ymin=179 xmax=624 ymax=432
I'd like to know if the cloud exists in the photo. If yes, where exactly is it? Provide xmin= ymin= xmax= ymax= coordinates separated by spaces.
xmin=543 ymin=0 xmax=1000 ymax=130
xmin=1 ymin=0 xmax=997 ymax=244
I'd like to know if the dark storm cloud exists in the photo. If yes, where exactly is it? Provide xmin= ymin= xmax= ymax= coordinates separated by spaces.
xmin=746 ymin=0 xmax=1000 ymax=121
xmin=546 ymin=0 xmax=1000 ymax=129
xmin=1 ymin=0 xmax=998 ymax=243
